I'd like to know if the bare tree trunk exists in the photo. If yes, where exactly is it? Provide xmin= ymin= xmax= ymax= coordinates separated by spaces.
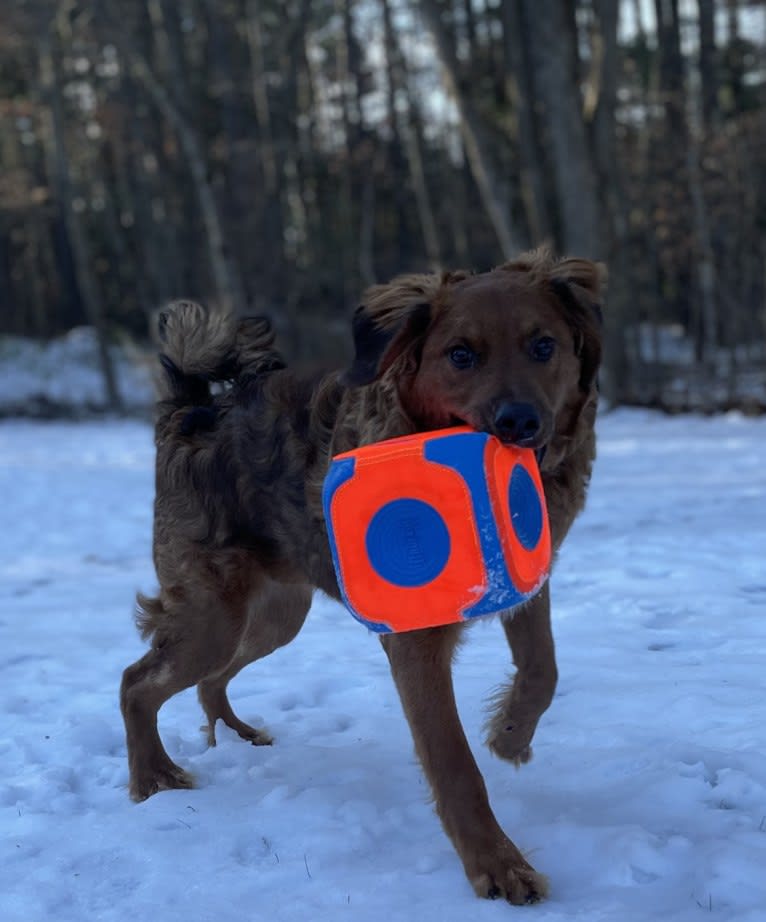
xmin=402 ymin=111 xmax=443 ymax=270
xmin=460 ymin=0 xmax=477 ymax=61
xmin=273 ymin=0 xmax=318 ymax=339
xmin=359 ymin=162 xmax=377 ymax=286
xmin=692 ymin=1 xmax=719 ymax=365
xmin=521 ymin=0 xmax=605 ymax=258
xmin=245 ymin=1 xmax=278 ymax=195
xmin=500 ymin=0 xmax=552 ymax=246
xmin=24 ymin=217 xmax=51 ymax=337
xmin=418 ymin=0 xmax=524 ymax=257
xmin=147 ymin=0 xmax=191 ymax=111
xmin=697 ymin=0 xmax=718 ymax=130
xmin=590 ymin=0 xmax=631 ymax=402
xmin=655 ymin=0 xmax=710 ymax=366
xmin=725 ymin=0 xmax=745 ymax=113
xmin=589 ymin=1 xmax=616 ymax=179
xmin=335 ymin=0 xmax=360 ymax=305
xmin=686 ymin=115 xmax=718 ymax=366
xmin=98 ymin=0 xmax=245 ymax=314
xmin=382 ymin=0 xmax=442 ymax=269
xmin=131 ymin=55 xmax=244 ymax=313
xmin=104 ymin=133 xmax=160 ymax=324
xmin=655 ymin=0 xmax=686 ymax=133
xmin=39 ymin=18 xmax=123 ymax=411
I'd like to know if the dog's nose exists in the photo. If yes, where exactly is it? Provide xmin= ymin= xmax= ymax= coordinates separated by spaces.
xmin=492 ymin=402 xmax=541 ymax=445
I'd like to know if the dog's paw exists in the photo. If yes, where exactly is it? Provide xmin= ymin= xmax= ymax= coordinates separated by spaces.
xmin=129 ymin=763 xmax=194 ymax=802
xmin=465 ymin=840 xmax=548 ymax=905
xmin=485 ymin=681 xmax=552 ymax=769
xmin=231 ymin=723 xmax=273 ymax=747
xmin=486 ymin=718 xmax=535 ymax=767
xmin=202 ymin=718 xmax=273 ymax=748
xmin=473 ymin=866 xmax=548 ymax=905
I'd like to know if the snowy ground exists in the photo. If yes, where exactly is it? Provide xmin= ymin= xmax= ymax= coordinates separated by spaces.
xmin=0 ymin=329 xmax=153 ymax=417
xmin=1 ymin=410 xmax=765 ymax=922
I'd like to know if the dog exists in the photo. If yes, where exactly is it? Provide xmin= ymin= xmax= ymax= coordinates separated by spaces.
xmin=121 ymin=247 xmax=604 ymax=904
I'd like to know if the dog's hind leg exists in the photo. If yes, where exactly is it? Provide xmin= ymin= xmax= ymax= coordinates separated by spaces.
xmin=198 ymin=661 xmax=274 ymax=748
xmin=197 ymin=581 xmax=312 ymax=748
xmin=485 ymin=582 xmax=558 ymax=766
xmin=121 ymin=593 xmax=245 ymax=802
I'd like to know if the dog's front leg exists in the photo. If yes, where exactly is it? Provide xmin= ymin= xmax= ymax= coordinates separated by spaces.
xmin=486 ymin=582 xmax=558 ymax=765
xmin=381 ymin=626 xmax=547 ymax=904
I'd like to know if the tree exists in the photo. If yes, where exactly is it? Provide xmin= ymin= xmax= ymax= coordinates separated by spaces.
xmin=417 ymin=0 xmax=524 ymax=258
xmin=39 ymin=5 xmax=123 ymax=410
xmin=1 ymin=0 xmax=765 ymax=412
xmin=519 ymin=0 xmax=605 ymax=259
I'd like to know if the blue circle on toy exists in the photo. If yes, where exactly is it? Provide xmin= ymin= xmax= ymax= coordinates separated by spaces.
xmin=365 ymin=498 xmax=451 ymax=588
xmin=508 ymin=465 xmax=543 ymax=550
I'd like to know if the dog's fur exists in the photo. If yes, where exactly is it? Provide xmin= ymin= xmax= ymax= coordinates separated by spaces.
xmin=121 ymin=248 xmax=604 ymax=904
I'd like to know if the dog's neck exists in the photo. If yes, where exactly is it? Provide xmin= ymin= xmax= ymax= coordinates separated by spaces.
xmin=329 ymin=376 xmax=416 ymax=458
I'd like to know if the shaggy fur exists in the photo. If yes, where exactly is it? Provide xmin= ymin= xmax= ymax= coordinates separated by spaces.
xmin=121 ymin=248 xmax=605 ymax=904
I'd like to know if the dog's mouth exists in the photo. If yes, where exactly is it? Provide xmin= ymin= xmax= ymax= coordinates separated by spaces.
xmin=449 ymin=414 xmax=547 ymax=461
xmin=450 ymin=412 xmax=543 ymax=443
xmin=447 ymin=413 xmax=548 ymax=468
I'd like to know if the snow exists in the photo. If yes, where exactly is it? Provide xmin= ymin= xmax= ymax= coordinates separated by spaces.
xmin=1 ymin=409 xmax=765 ymax=922
xmin=0 ymin=329 xmax=153 ymax=416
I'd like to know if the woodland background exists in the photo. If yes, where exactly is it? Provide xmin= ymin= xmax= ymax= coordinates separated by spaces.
xmin=1 ymin=0 xmax=765 ymax=414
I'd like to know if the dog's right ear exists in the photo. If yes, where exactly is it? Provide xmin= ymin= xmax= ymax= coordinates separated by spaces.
xmin=342 ymin=302 xmax=431 ymax=387
xmin=341 ymin=274 xmax=438 ymax=387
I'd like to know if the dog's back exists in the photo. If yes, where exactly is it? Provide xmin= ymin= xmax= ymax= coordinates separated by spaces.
xmin=148 ymin=302 xmax=343 ymax=609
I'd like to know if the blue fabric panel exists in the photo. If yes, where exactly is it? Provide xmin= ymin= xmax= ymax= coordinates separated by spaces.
xmin=322 ymin=456 xmax=392 ymax=633
xmin=365 ymin=498 xmax=451 ymax=587
xmin=509 ymin=464 xmax=543 ymax=551
xmin=424 ymin=432 xmax=525 ymax=616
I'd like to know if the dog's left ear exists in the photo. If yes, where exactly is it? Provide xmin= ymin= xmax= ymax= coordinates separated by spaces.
xmin=550 ymin=258 xmax=606 ymax=393
xmin=342 ymin=274 xmax=438 ymax=387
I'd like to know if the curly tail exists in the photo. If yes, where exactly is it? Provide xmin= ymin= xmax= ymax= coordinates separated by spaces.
xmin=156 ymin=300 xmax=285 ymax=407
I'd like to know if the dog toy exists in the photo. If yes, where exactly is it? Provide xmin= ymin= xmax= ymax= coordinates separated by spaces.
xmin=322 ymin=426 xmax=551 ymax=633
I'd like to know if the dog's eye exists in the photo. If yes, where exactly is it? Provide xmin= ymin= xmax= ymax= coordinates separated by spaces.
xmin=448 ymin=345 xmax=477 ymax=369
xmin=530 ymin=337 xmax=556 ymax=362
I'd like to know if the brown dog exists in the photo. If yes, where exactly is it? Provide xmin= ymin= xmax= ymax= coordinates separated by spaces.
xmin=121 ymin=247 xmax=604 ymax=904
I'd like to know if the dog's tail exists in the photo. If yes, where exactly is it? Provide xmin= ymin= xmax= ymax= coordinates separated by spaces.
xmin=156 ymin=300 xmax=285 ymax=406
xmin=135 ymin=591 xmax=165 ymax=641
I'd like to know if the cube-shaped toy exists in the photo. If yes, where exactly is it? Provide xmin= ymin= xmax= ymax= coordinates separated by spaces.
xmin=322 ymin=426 xmax=551 ymax=633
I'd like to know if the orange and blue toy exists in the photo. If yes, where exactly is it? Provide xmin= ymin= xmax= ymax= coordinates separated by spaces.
xmin=322 ymin=426 xmax=551 ymax=633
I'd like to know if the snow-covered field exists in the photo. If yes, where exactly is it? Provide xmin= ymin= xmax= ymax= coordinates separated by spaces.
xmin=1 ymin=410 xmax=765 ymax=922
xmin=0 ymin=329 xmax=153 ymax=417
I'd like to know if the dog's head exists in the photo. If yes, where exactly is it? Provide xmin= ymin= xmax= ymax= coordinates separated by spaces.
xmin=344 ymin=249 xmax=605 ymax=462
